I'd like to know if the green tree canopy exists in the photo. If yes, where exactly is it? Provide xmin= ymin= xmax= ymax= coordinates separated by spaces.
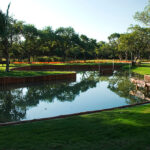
xmin=134 ymin=0 xmax=150 ymax=26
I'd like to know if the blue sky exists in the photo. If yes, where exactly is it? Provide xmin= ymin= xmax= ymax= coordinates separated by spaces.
xmin=0 ymin=0 xmax=148 ymax=41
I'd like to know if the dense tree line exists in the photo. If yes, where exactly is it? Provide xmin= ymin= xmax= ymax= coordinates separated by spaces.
xmin=0 ymin=1 xmax=150 ymax=71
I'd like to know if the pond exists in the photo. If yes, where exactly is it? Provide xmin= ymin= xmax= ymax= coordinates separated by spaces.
xmin=0 ymin=70 xmax=149 ymax=123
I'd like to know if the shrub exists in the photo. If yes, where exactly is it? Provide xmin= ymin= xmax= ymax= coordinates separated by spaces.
xmin=36 ymin=56 xmax=63 ymax=62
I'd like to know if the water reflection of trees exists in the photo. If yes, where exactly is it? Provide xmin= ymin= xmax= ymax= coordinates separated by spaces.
xmin=0 ymin=90 xmax=26 ymax=122
xmin=102 ymin=71 xmax=148 ymax=104
xmin=0 ymin=71 xmax=99 ymax=122
xmin=0 ymin=71 xmax=147 ymax=122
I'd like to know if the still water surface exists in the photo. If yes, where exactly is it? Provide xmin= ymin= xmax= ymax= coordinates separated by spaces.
xmin=0 ymin=71 xmax=148 ymax=123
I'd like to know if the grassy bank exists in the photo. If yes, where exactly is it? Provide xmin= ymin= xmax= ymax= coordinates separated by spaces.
xmin=0 ymin=62 xmax=128 ymax=77
xmin=12 ymin=62 xmax=128 ymax=66
xmin=0 ymin=104 xmax=150 ymax=149
xmin=53 ymin=62 xmax=127 ymax=66
xmin=0 ymin=64 xmax=74 ymax=77
xmin=0 ymin=62 xmax=129 ymax=71
xmin=122 ymin=63 xmax=150 ymax=75
xmin=131 ymin=63 xmax=150 ymax=75
xmin=0 ymin=71 xmax=74 ymax=77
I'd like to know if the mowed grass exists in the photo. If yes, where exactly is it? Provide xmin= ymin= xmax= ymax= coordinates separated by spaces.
xmin=131 ymin=63 xmax=150 ymax=75
xmin=54 ymin=62 xmax=127 ymax=66
xmin=122 ymin=63 xmax=150 ymax=75
xmin=0 ymin=71 xmax=73 ymax=77
xmin=1 ymin=104 xmax=150 ymax=149
xmin=0 ymin=61 xmax=129 ymax=68
xmin=0 ymin=66 xmax=73 ymax=77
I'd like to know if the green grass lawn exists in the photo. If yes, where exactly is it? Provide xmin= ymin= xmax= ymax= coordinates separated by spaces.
xmin=131 ymin=63 xmax=150 ymax=75
xmin=122 ymin=63 xmax=150 ymax=75
xmin=0 ymin=62 xmax=128 ymax=68
xmin=0 ymin=66 xmax=73 ymax=77
xmin=55 ymin=62 xmax=127 ymax=66
xmin=0 ymin=71 xmax=73 ymax=77
xmin=0 ymin=104 xmax=150 ymax=150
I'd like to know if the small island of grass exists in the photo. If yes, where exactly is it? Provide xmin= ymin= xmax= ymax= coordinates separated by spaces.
xmin=0 ymin=64 xmax=74 ymax=77
xmin=0 ymin=70 xmax=74 ymax=77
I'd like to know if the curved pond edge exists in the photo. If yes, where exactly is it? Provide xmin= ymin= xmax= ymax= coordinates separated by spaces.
xmin=0 ymin=73 xmax=76 ymax=85
xmin=0 ymin=101 xmax=149 ymax=126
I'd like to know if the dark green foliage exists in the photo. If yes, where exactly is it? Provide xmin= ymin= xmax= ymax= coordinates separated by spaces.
xmin=36 ymin=56 xmax=63 ymax=62
xmin=0 ymin=10 xmax=6 ymax=36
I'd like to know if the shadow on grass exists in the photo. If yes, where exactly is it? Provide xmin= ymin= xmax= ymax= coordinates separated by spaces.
xmin=138 ymin=64 xmax=150 ymax=68
xmin=0 ymin=105 xmax=150 ymax=150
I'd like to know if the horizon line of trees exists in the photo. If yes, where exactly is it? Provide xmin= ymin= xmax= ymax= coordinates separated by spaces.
xmin=0 ymin=1 xmax=150 ymax=71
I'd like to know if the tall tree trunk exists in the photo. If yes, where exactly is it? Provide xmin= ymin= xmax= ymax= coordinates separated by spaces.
xmin=6 ymin=58 xmax=10 ymax=72
xmin=5 ymin=40 xmax=10 ymax=72
xmin=118 ymin=54 xmax=122 ymax=61
xmin=131 ymin=52 xmax=135 ymax=66
xmin=28 ymin=56 xmax=31 ymax=63
xmin=125 ymin=51 xmax=128 ymax=61
xmin=5 ymin=50 xmax=10 ymax=72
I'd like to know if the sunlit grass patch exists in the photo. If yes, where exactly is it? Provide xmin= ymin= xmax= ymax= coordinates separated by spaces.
xmin=132 ymin=64 xmax=150 ymax=75
xmin=0 ymin=70 xmax=73 ymax=77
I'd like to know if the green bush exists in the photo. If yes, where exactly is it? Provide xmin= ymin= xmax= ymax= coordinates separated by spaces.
xmin=36 ymin=56 xmax=63 ymax=62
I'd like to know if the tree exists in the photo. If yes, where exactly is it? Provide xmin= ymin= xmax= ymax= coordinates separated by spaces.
xmin=118 ymin=33 xmax=134 ymax=61
xmin=95 ymin=41 xmax=104 ymax=59
xmin=118 ymin=26 xmax=150 ymax=64
xmin=87 ymin=38 xmax=97 ymax=59
xmin=128 ymin=25 xmax=150 ymax=60
xmin=0 ymin=3 xmax=11 ymax=72
xmin=55 ymin=27 xmax=77 ymax=60
xmin=38 ymin=26 xmax=55 ymax=59
xmin=0 ymin=4 xmax=23 ymax=71
xmin=108 ymin=33 xmax=121 ymax=59
xmin=65 ymin=33 xmax=81 ymax=59
xmin=134 ymin=0 xmax=150 ymax=26
xmin=95 ymin=41 xmax=113 ymax=59
xmin=0 ymin=10 xmax=6 ymax=60
xmin=22 ymin=24 xmax=38 ymax=62
xmin=80 ymin=34 xmax=90 ymax=60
